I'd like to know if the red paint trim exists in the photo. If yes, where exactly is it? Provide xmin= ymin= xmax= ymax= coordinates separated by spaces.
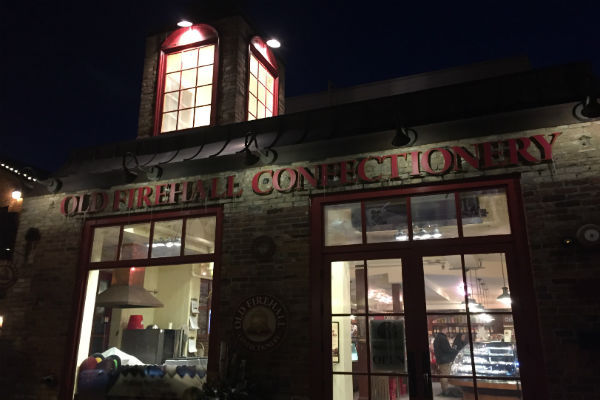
xmin=406 ymin=197 xmax=413 ymax=241
xmin=309 ymin=195 xmax=325 ymax=400
xmin=147 ymin=220 xmax=155 ymax=259
xmin=504 ymin=181 xmax=550 ymax=399
xmin=360 ymin=202 xmax=367 ymax=244
xmin=61 ymin=206 xmax=223 ymax=399
xmin=249 ymin=36 xmax=278 ymax=71
xmin=115 ymin=224 xmax=124 ymax=261
xmin=455 ymin=191 xmax=464 ymax=238
xmin=59 ymin=220 xmax=94 ymax=399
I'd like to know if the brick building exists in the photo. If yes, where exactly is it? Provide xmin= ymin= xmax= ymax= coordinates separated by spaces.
xmin=0 ymin=13 xmax=599 ymax=400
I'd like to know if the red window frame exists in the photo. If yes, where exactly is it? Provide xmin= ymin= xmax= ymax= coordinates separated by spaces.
xmin=246 ymin=36 xmax=279 ymax=120
xmin=309 ymin=175 xmax=549 ymax=400
xmin=60 ymin=207 xmax=223 ymax=398
xmin=153 ymin=24 xmax=220 ymax=135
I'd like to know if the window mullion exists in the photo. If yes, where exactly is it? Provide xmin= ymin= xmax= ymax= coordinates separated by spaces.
xmin=116 ymin=224 xmax=124 ymax=261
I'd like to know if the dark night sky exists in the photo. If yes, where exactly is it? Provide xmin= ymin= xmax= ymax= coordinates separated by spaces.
xmin=1 ymin=0 xmax=598 ymax=172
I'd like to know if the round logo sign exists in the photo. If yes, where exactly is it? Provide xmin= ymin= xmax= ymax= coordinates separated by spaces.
xmin=0 ymin=264 xmax=17 ymax=290
xmin=233 ymin=295 xmax=287 ymax=351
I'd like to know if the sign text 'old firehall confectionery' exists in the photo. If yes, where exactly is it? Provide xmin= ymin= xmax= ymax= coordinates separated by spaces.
xmin=60 ymin=133 xmax=560 ymax=216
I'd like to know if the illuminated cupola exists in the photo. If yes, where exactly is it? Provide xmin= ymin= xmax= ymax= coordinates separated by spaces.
xmin=137 ymin=15 xmax=285 ymax=138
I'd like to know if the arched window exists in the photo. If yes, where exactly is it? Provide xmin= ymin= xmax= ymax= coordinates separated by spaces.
xmin=155 ymin=24 xmax=219 ymax=135
xmin=247 ymin=36 xmax=278 ymax=120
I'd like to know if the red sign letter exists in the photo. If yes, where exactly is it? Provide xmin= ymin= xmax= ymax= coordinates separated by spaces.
xmin=252 ymin=170 xmax=274 ymax=195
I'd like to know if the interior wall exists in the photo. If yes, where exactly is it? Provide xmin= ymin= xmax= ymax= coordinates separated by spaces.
xmin=154 ymin=265 xmax=193 ymax=330
xmin=331 ymin=261 xmax=353 ymax=400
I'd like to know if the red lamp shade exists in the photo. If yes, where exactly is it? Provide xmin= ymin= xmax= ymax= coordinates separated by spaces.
xmin=127 ymin=315 xmax=144 ymax=330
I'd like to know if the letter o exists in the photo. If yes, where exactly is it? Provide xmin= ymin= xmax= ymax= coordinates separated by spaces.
xmin=421 ymin=148 xmax=453 ymax=175
xmin=273 ymin=168 xmax=297 ymax=192
xmin=60 ymin=196 xmax=78 ymax=216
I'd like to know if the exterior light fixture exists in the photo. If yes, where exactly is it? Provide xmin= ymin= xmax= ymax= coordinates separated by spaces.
xmin=0 ymin=315 xmax=3 ymax=328
xmin=177 ymin=20 xmax=193 ymax=28
xmin=266 ymin=38 xmax=281 ymax=48
xmin=11 ymin=190 xmax=22 ymax=200
xmin=573 ymin=78 xmax=600 ymax=121
xmin=122 ymin=153 xmax=163 ymax=182
xmin=240 ymin=132 xmax=277 ymax=165
xmin=392 ymin=127 xmax=417 ymax=147
xmin=580 ymin=95 xmax=600 ymax=118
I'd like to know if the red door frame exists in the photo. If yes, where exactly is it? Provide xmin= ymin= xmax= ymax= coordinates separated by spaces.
xmin=310 ymin=174 xmax=549 ymax=400
xmin=59 ymin=206 xmax=223 ymax=399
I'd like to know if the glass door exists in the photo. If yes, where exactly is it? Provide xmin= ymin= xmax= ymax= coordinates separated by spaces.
xmin=328 ymin=251 xmax=523 ymax=400
xmin=421 ymin=252 xmax=522 ymax=400
xmin=330 ymin=258 xmax=411 ymax=400
xmin=318 ymin=178 xmax=544 ymax=400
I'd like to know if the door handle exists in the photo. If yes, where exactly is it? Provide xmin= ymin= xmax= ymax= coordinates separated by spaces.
xmin=423 ymin=372 xmax=432 ymax=398
xmin=423 ymin=351 xmax=432 ymax=398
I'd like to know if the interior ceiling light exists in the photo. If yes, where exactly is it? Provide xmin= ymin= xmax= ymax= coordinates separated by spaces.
xmin=177 ymin=20 xmax=193 ymax=28
xmin=395 ymin=230 xmax=408 ymax=241
xmin=497 ymin=287 xmax=512 ymax=305
xmin=497 ymin=254 xmax=512 ymax=305
xmin=266 ymin=38 xmax=281 ymax=48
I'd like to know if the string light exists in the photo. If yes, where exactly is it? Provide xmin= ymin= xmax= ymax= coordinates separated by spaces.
xmin=0 ymin=161 xmax=38 ymax=181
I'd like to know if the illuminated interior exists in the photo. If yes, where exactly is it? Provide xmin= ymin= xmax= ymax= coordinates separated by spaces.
xmin=248 ymin=53 xmax=276 ymax=120
xmin=73 ymin=215 xmax=216 ymax=398
xmin=160 ymin=44 xmax=215 ymax=133
xmin=326 ymin=188 xmax=522 ymax=400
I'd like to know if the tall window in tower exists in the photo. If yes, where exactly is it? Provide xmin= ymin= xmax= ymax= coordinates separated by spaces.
xmin=248 ymin=37 xmax=278 ymax=120
xmin=155 ymin=24 xmax=218 ymax=135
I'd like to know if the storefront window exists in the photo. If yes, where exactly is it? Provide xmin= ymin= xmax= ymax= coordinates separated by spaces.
xmin=324 ymin=187 xmax=512 ymax=246
xmin=425 ymin=252 xmax=521 ymax=399
xmin=365 ymin=198 xmax=408 ymax=243
xmin=331 ymin=259 xmax=407 ymax=400
xmin=90 ymin=226 xmax=120 ymax=262
xmin=120 ymin=223 xmax=150 ymax=260
xmin=461 ymin=188 xmax=511 ymax=237
xmin=74 ymin=211 xmax=219 ymax=399
xmin=89 ymin=216 xmax=216 ymax=263
xmin=368 ymin=259 xmax=404 ymax=313
xmin=185 ymin=216 xmax=217 ymax=255
xmin=151 ymin=219 xmax=183 ymax=258
xmin=411 ymin=193 xmax=459 ymax=239
xmin=325 ymin=203 xmax=362 ymax=246
xmin=321 ymin=183 xmax=525 ymax=400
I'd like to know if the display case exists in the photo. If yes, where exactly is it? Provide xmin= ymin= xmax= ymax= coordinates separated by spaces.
xmin=451 ymin=341 xmax=519 ymax=377
xmin=449 ymin=341 xmax=521 ymax=400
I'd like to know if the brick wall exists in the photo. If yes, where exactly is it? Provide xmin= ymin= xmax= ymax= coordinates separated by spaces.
xmin=0 ymin=194 xmax=84 ymax=399
xmin=1 ymin=121 xmax=598 ymax=399
xmin=136 ymin=15 xmax=286 ymax=138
